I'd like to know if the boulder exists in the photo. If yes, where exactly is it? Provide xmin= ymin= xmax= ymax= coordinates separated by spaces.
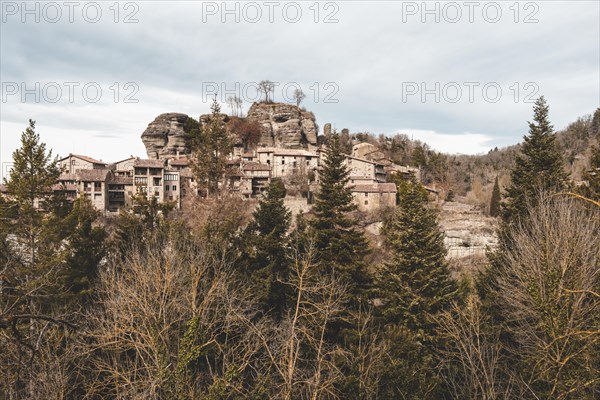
xmin=141 ymin=113 xmax=192 ymax=159
xmin=246 ymin=102 xmax=318 ymax=148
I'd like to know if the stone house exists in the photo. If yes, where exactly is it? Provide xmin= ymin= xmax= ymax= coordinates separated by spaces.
xmin=133 ymin=158 xmax=182 ymax=208
xmin=240 ymin=162 xmax=271 ymax=197
xmin=59 ymin=154 xmax=107 ymax=174
xmin=351 ymin=182 xmax=397 ymax=212
xmin=76 ymin=169 xmax=111 ymax=211
xmin=257 ymin=148 xmax=319 ymax=180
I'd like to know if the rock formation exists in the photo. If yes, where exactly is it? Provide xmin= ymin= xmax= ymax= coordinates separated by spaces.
xmin=246 ymin=102 xmax=318 ymax=148
xmin=141 ymin=103 xmax=319 ymax=158
xmin=141 ymin=113 xmax=193 ymax=159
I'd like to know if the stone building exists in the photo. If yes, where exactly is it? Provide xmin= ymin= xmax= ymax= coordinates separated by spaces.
xmin=257 ymin=147 xmax=319 ymax=180
xmin=59 ymin=154 xmax=107 ymax=174
xmin=351 ymin=182 xmax=397 ymax=212
xmin=76 ymin=169 xmax=111 ymax=210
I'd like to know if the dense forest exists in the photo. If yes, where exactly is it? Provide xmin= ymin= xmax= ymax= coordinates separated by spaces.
xmin=1 ymin=98 xmax=599 ymax=399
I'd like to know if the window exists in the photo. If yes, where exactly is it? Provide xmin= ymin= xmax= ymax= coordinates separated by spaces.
xmin=165 ymin=174 xmax=178 ymax=181
xmin=135 ymin=177 xmax=147 ymax=186
xmin=365 ymin=192 xmax=368 ymax=197
xmin=166 ymin=185 xmax=169 ymax=191
xmin=94 ymin=182 xmax=101 ymax=191
xmin=281 ymin=168 xmax=285 ymax=174
xmin=71 ymin=159 xmax=76 ymax=165
xmin=153 ymin=177 xmax=161 ymax=186
xmin=281 ymin=158 xmax=285 ymax=164
xmin=364 ymin=200 xmax=368 ymax=205
xmin=266 ymin=160 xmax=270 ymax=165
xmin=172 ymin=185 xmax=176 ymax=191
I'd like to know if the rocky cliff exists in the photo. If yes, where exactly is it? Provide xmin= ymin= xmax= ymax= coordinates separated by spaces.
xmin=141 ymin=103 xmax=318 ymax=159
xmin=141 ymin=113 xmax=193 ymax=159
xmin=246 ymin=102 xmax=318 ymax=148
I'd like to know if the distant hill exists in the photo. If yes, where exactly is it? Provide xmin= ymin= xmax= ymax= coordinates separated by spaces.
xmin=345 ymin=108 xmax=600 ymax=213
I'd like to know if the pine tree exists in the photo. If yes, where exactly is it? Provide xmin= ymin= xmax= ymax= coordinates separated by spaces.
xmin=191 ymin=99 xmax=232 ymax=196
xmin=4 ymin=119 xmax=61 ymax=207
xmin=489 ymin=176 xmax=501 ymax=217
xmin=375 ymin=174 xmax=457 ymax=398
xmin=241 ymin=179 xmax=292 ymax=318
xmin=377 ymin=174 xmax=457 ymax=332
xmin=502 ymin=96 xmax=568 ymax=225
xmin=2 ymin=120 xmax=62 ymax=283
xmin=60 ymin=197 xmax=107 ymax=298
xmin=310 ymin=131 xmax=370 ymax=295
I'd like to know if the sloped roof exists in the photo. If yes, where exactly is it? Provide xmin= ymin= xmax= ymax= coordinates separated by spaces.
xmin=53 ymin=183 xmax=77 ymax=191
xmin=134 ymin=159 xmax=165 ymax=168
xmin=58 ymin=173 xmax=77 ymax=181
xmin=108 ymin=176 xmax=133 ymax=185
xmin=61 ymin=153 xmax=106 ymax=165
xmin=257 ymin=147 xmax=317 ymax=157
xmin=243 ymin=162 xmax=271 ymax=172
xmin=76 ymin=169 xmax=110 ymax=182
xmin=351 ymin=183 xmax=397 ymax=193
xmin=170 ymin=157 xmax=190 ymax=166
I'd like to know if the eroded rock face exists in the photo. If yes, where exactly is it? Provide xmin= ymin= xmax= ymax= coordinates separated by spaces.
xmin=246 ymin=102 xmax=318 ymax=148
xmin=141 ymin=113 xmax=192 ymax=159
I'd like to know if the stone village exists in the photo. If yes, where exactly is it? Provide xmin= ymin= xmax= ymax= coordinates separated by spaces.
xmin=2 ymin=102 xmax=428 ymax=215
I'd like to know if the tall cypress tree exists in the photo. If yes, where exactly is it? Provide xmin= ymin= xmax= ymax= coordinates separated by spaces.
xmin=502 ymin=96 xmax=568 ymax=225
xmin=489 ymin=176 xmax=501 ymax=217
xmin=241 ymin=179 xmax=291 ymax=318
xmin=310 ymin=132 xmax=370 ymax=296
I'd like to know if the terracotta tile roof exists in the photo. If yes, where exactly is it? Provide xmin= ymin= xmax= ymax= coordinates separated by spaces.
xmin=170 ymin=157 xmax=190 ymax=166
xmin=108 ymin=176 xmax=133 ymax=185
xmin=76 ymin=169 xmax=110 ymax=182
xmin=242 ymin=162 xmax=271 ymax=172
xmin=258 ymin=147 xmax=317 ymax=157
xmin=61 ymin=153 xmax=107 ymax=165
xmin=351 ymin=183 xmax=397 ymax=193
xmin=58 ymin=173 xmax=77 ymax=181
xmin=53 ymin=183 xmax=77 ymax=191
xmin=134 ymin=159 xmax=165 ymax=168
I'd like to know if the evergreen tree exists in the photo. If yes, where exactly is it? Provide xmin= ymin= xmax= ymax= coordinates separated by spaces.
xmin=375 ymin=174 xmax=457 ymax=398
xmin=240 ymin=179 xmax=292 ymax=318
xmin=489 ymin=176 xmax=501 ymax=217
xmin=2 ymin=120 xmax=62 ymax=290
xmin=310 ymin=131 xmax=370 ymax=296
xmin=59 ymin=197 xmax=107 ymax=298
xmin=502 ymin=96 xmax=568 ymax=225
xmin=377 ymin=174 xmax=457 ymax=332
xmin=191 ymin=99 xmax=232 ymax=196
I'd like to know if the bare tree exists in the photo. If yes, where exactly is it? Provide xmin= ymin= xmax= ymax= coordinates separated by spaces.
xmin=226 ymin=96 xmax=243 ymax=116
xmin=82 ymin=230 xmax=261 ymax=399
xmin=496 ymin=194 xmax=599 ymax=398
xmin=242 ymin=238 xmax=348 ymax=399
xmin=436 ymin=296 xmax=512 ymax=400
xmin=258 ymin=80 xmax=275 ymax=103
xmin=293 ymin=88 xmax=306 ymax=107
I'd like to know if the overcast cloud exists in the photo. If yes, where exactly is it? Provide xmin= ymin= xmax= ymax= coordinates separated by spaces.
xmin=1 ymin=0 xmax=599 ymax=174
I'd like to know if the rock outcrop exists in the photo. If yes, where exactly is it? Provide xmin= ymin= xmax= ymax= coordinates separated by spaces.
xmin=141 ymin=103 xmax=319 ymax=158
xmin=246 ymin=102 xmax=318 ymax=149
xmin=141 ymin=113 xmax=192 ymax=159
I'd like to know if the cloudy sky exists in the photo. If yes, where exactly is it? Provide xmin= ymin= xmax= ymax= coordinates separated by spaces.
xmin=1 ymin=0 xmax=598 ymax=176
